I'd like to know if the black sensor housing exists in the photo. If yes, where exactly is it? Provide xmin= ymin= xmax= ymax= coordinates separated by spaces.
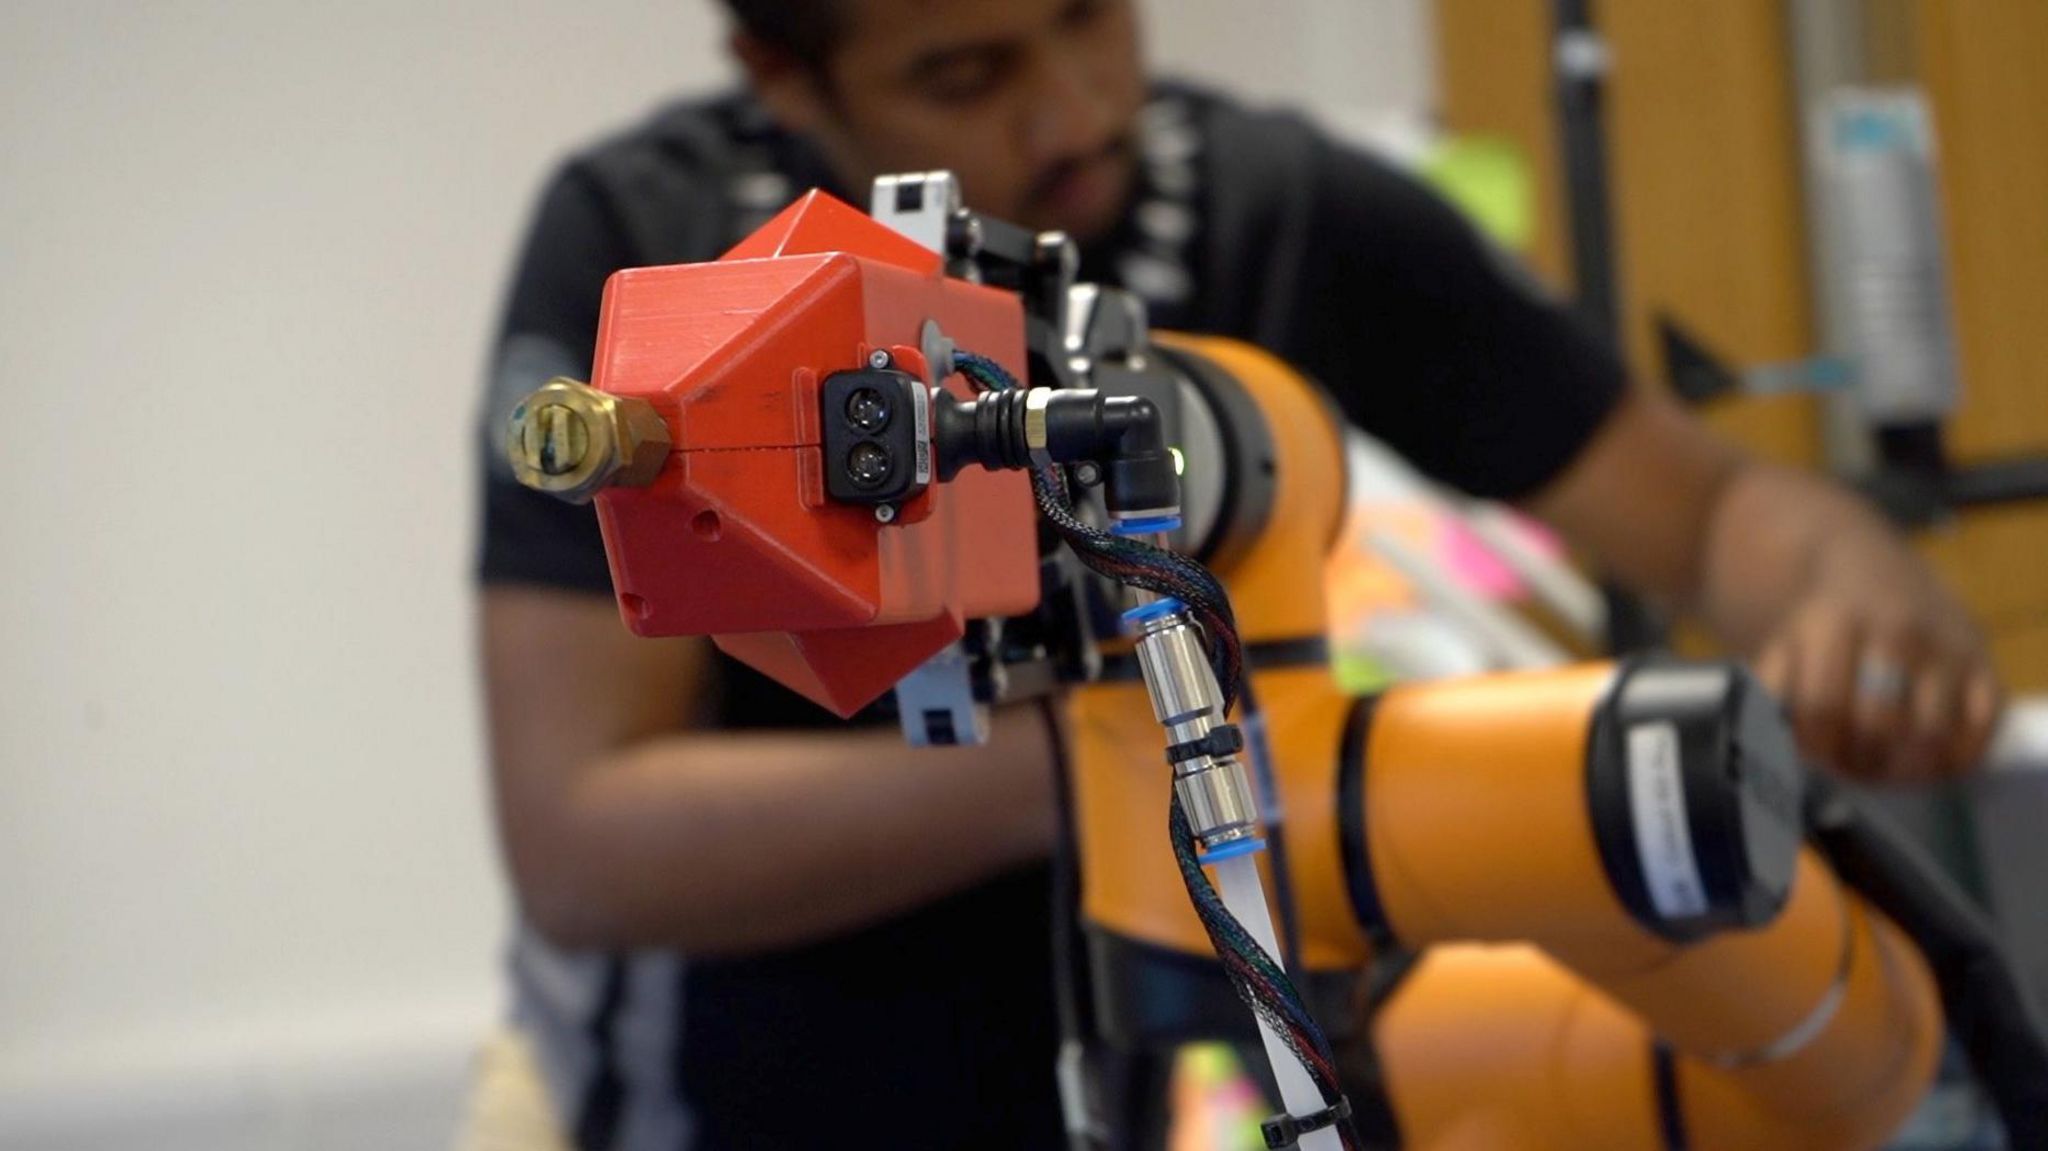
xmin=821 ymin=368 xmax=928 ymax=506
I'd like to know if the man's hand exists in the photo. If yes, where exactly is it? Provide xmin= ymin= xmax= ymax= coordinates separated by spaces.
xmin=1747 ymin=510 xmax=2001 ymax=782
xmin=1529 ymin=387 xmax=2003 ymax=782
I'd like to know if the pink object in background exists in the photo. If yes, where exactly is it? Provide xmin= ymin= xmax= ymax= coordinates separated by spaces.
xmin=1436 ymin=510 xmax=1567 ymax=601
xmin=1438 ymin=518 xmax=1524 ymax=599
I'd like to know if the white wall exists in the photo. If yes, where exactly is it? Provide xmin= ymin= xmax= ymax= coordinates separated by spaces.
xmin=0 ymin=2 xmax=1429 ymax=1146
xmin=0 ymin=2 xmax=732 ymax=1144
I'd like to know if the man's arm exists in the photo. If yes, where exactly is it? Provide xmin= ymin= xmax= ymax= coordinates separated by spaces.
xmin=483 ymin=586 xmax=1059 ymax=955
xmin=1525 ymin=386 xmax=2000 ymax=780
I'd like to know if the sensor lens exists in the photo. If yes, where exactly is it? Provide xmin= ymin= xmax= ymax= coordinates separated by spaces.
xmin=845 ymin=387 xmax=891 ymax=433
xmin=847 ymin=442 xmax=892 ymax=488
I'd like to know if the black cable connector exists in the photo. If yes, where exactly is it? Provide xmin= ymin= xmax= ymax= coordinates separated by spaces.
xmin=932 ymin=385 xmax=1178 ymax=518
xmin=1164 ymin=723 xmax=1245 ymax=766
xmin=1261 ymin=1097 xmax=1353 ymax=1150
xmin=932 ymin=386 xmax=1036 ymax=476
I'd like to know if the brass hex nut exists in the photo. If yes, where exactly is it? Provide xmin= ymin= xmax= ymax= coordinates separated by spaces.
xmin=506 ymin=377 xmax=670 ymax=504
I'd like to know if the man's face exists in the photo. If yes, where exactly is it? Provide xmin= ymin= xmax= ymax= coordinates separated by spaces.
xmin=760 ymin=0 xmax=1148 ymax=241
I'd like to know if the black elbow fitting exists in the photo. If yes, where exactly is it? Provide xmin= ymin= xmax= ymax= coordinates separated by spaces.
xmin=933 ymin=388 xmax=1181 ymax=518
xmin=1095 ymin=396 xmax=1178 ymax=517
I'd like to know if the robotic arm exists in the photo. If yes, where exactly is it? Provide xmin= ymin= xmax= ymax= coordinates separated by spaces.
xmin=1060 ymin=333 xmax=1947 ymax=1150
xmin=503 ymin=173 xmax=2045 ymax=1149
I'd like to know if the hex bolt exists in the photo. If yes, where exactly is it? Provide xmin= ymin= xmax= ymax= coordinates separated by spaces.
xmin=505 ymin=377 xmax=670 ymax=505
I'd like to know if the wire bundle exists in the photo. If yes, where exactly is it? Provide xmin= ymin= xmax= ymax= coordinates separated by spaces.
xmin=953 ymin=353 xmax=1245 ymax=706
xmin=1169 ymin=803 xmax=1356 ymax=1148
xmin=953 ymin=351 xmax=1356 ymax=1148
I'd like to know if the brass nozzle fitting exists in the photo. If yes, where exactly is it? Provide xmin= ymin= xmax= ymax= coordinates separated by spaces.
xmin=506 ymin=377 xmax=670 ymax=504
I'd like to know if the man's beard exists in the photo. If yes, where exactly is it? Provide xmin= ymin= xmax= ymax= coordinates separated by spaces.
xmin=1018 ymin=134 xmax=1138 ymax=236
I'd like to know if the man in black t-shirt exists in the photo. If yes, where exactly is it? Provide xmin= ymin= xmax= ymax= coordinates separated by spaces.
xmin=473 ymin=2 xmax=2000 ymax=1148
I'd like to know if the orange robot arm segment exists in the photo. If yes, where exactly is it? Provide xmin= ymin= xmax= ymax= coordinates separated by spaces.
xmin=1066 ymin=335 xmax=1943 ymax=1150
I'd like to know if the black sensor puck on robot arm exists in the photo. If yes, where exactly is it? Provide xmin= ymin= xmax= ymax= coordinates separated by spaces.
xmin=1586 ymin=658 xmax=1806 ymax=942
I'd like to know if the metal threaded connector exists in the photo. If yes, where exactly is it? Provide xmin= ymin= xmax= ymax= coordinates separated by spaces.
xmin=506 ymin=377 xmax=670 ymax=504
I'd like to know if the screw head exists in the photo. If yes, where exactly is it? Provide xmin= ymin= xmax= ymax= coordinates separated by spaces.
xmin=1034 ymin=230 xmax=1079 ymax=280
xmin=1073 ymin=461 xmax=1104 ymax=487
xmin=946 ymin=211 xmax=984 ymax=259
xmin=874 ymin=504 xmax=897 ymax=523
xmin=867 ymin=348 xmax=893 ymax=370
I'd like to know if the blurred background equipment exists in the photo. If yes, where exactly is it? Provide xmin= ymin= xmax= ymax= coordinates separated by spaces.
xmin=1429 ymin=3 xmax=2048 ymax=1144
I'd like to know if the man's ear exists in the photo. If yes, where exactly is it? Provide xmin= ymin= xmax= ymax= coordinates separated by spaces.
xmin=729 ymin=31 xmax=834 ymax=136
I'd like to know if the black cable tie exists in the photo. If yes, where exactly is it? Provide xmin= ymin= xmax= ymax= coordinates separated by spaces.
xmin=1260 ymin=1097 xmax=1352 ymax=1149
xmin=1164 ymin=723 xmax=1244 ymax=765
